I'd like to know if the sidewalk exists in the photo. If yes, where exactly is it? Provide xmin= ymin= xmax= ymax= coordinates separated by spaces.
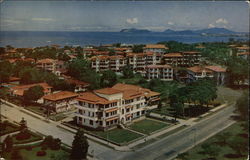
xmin=1 ymin=99 xmax=229 ymax=152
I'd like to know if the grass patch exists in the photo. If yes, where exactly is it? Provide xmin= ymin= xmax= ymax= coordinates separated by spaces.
xmin=3 ymin=144 xmax=69 ymax=160
xmin=0 ymin=121 xmax=20 ymax=136
xmin=91 ymin=128 xmax=143 ymax=144
xmin=179 ymin=122 xmax=248 ymax=160
xmin=129 ymin=119 xmax=170 ymax=135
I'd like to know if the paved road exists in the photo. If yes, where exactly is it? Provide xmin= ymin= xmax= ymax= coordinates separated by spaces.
xmin=1 ymin=103 xmax=236 ymax=160
xmin=0 ymin=103 xmax=127 ymax=160
xmin=119 ymin=104 xmax=236 ymax=160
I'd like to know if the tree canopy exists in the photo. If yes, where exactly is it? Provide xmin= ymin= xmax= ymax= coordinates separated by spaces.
xmin=23 ymin=85 xmax=44 ymax=102
xmin=70 ymin=129 xmax=89 ymax=160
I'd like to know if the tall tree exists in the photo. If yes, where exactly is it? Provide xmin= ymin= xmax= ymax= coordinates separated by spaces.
xmin=122 ymin=65 xmax=134 ymax=78
xmin=23 ymin=85 xmax=44 ymax=103
xmin=235 ymin=91 xmax=249 ymax=121
xmin=70 ymin=129 xmax=89 ymax=160
xmin=100 ymin=70 xmax=117 ymax=87
xmin=0 ymin=61 xmax=13 ymax=83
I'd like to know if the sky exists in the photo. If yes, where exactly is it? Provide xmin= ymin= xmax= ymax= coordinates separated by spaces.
xmin=0 ymin=1 xmax=249 ymax=32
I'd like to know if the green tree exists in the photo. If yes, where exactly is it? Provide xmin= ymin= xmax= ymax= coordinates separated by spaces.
xmin=23 ymin=85 xmax=44 ymax=103
xmin=67 ymin=59 xmax=91 ymax=80
xmin=101 ymin=70 xmax=117 ymax=87
xmin=122 ymin=65 xmax=134 ymax=78
xmin=132 ymin=44 xmax=144 ymax=53
xmin=70 ymin=129 xmax=89 ymax=160
xmin=0 ymin=61 xmax=13 ymax=83
xmin=235 ymin=91 xmax=249 ymax=121
xmin=19 ymin=67 xmax=43 ymax=84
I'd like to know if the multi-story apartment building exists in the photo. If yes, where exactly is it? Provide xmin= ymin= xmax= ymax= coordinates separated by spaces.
xmin=91 ymin=55 xmax=126 ymax=73
xmin=180 ymin=51 xmax=201 ymax=67
xmin=75 ymin=83 xmax=160 ymax=130
xmin=143 ymin=44 xmax=168 ymax=55
xmin=164 ymin=53 xmax=183 ymax=67
xmin=36 ymin=58 xmax=66 ymax=75
xmin=36 ymin=58 xmax=56 ymax=72
xmin=109 ymin=55 xmax=126 ymax=72
xmin=146 ymin=65 xmax=174 ymax=81
xmin=205 ymin=66 xmax=227 ymax=85
xmin=163 ymin=51 xmax=201 ymax=67
xmin=186 ymin=66 xmax=214 ymax=82
xmin=145 ymin=52 xmax=162 ymax=65
xmin=91 ymin=56 xmax=110 ymax=72
xmin=127 ymin=53 xmax=147 ymax=76
xmin=43 ymin=91 xmax=78 ymax=113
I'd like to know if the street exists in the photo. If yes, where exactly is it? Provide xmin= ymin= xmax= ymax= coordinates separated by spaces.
xmin=1 ymin=102 xmax=236 ymax=160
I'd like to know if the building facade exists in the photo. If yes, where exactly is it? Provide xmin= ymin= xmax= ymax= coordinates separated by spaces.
xmin=146 ymin=65 xmax=174 ymax=81
xmin=43 ymin=91 xmax=78 ymax=113
xmin=75 ymin=83 xmax=160 ymax=130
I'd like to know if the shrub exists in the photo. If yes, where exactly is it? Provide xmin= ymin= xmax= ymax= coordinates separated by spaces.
xmin=25 ymin=146 xmax=32 ymax=151
xmin=41 ymin=145 xmax=47 ymax=150
xmin=16 ymin=130 xmax=31 ymax=140
xmin=11 ymin=149 xmax=22 ymax=160
xmin=36 ymin=150 xmax=47 ymax=156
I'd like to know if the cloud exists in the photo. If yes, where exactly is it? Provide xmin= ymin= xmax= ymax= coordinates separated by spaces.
xmin=186 ymin=22 xmax=191 ymax=26
xmin=208 ymin=23 xmax=215 ymax=28
xmin=215 ymin=18 xmax=228 ymax=24
xmin=167 ymin=21 xmax=174 ymax=25
xmin=126 ymin=18 xmax=138 ymax=24
xmin=31 ymin=18 xmax=54 ymax=22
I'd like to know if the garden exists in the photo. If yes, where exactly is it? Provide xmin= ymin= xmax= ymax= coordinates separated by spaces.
xmin=128 ymin=118 xmax=170 ymax=135
xmin=91 ymin=128 xmax=144 ymax=145
xmin=0 ymin=120 xmax=20 ymax=136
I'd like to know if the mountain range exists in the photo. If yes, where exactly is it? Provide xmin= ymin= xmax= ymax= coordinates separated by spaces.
xmin=120 ymin=27 xmax=247 ymax=35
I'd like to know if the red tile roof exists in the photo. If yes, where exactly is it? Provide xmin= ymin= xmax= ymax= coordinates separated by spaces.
xmin=77 ymin=92 xmax=118 ymax=104
xmin=164 ymin=53 xmax=183 ymax=57
xmin=145 ymin=44 xmax=168 ymax=49
xmin=43 ymin=91 xmax=78 ymax=101
xmin=237 ymin=52 xmax=249 ymax=56
xmin=181 ymin=51 xmax=200 ymax=54
xmin=95 ymin=88 xmax=122 ymax=95
xmin=37 ymin=58 xmax=55 ymax=64
xmin=10 ymin=83 xmax=52 ymax=96
xmin=187 ymin=66 xmax=212 ymax=73
xmin=205 ymin=66 xmax=227 ymax=72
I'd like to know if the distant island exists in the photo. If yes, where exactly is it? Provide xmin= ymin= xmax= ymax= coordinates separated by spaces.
xmin=120 ymin=27 xmax=248 ymax=37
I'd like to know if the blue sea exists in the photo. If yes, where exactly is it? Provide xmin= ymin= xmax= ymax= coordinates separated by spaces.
xmin=0 ymin=31 xmax=248 ymax=48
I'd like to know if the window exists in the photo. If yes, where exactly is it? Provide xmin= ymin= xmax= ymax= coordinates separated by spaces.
xmin=79 ymin=109 xmax=82 ymax=114
xmin=78 ymin=117 xmax=82 ymax=121
xmin=89 ymin=120 xmax=93 ymax=125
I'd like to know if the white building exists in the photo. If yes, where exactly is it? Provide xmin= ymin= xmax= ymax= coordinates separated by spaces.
xmin=146 ymin=65 xmax=174 ymax=81
xmin=75 ymin=83 xmax=160 ymax=130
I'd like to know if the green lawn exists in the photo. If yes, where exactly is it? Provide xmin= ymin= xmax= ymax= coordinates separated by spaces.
xmin=91 ymin=128 xmax=143 ymax=144
xmin=129 ymin=119 xmax=170 ymax=135
xmin=12 ymin=131 xmax=43 ymax=144
xmin=0 ymin=121 xmax=20 ymax=136
xmin=178 ymin=122 xmax=248 ymax=160
xmin=3 ymin=145 xmax=69 ymax=160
